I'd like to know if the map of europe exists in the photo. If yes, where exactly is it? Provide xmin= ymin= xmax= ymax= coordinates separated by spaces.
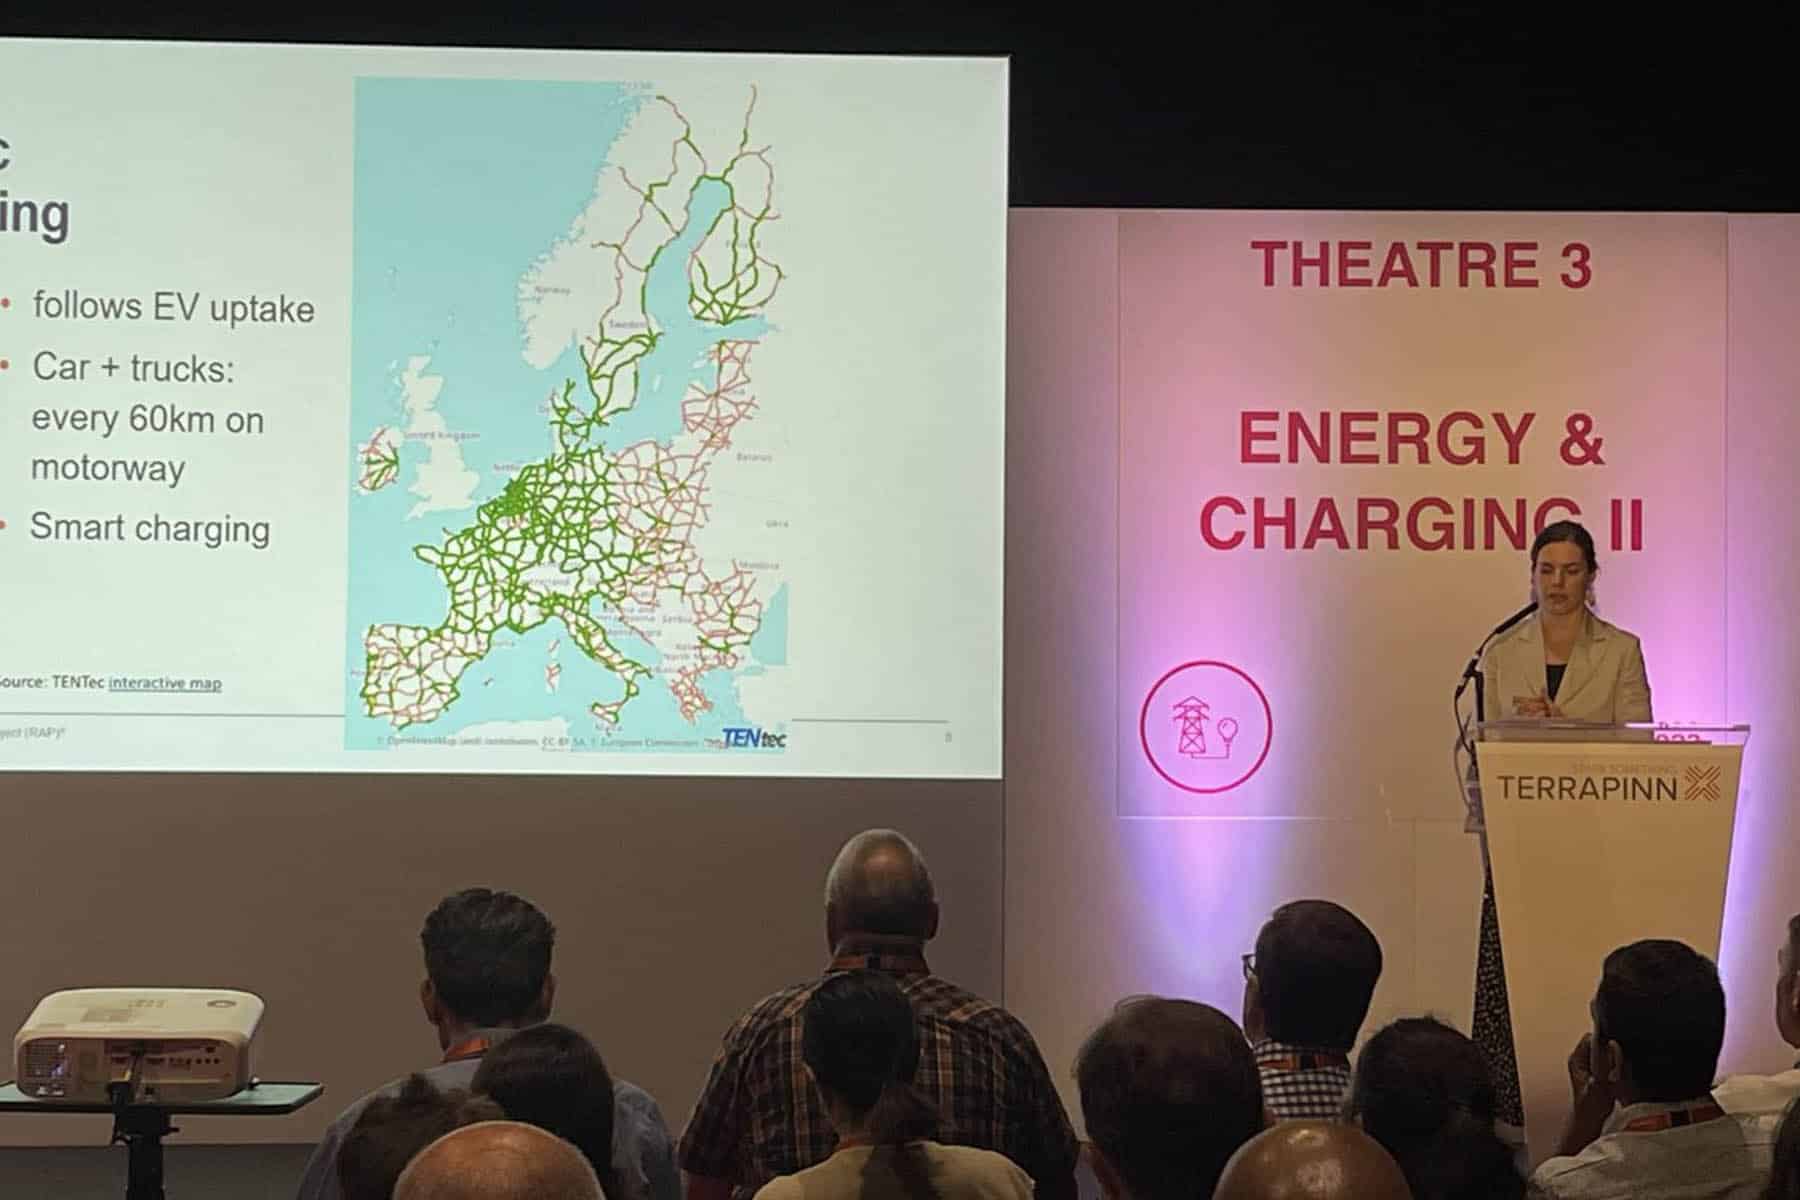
xmin=344 ymin=78 xmax=790 ymax=755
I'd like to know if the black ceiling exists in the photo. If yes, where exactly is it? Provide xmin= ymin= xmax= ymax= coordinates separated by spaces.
xmin=10 ymin=5 xmax=1795 ymax=210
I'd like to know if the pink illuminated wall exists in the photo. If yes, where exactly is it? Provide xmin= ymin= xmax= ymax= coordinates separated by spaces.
xmin=1003 ymin=210 xmax=1800 ymax=1167
xmin=1719 ymin=217 xmax=1800 ymax=1083
xmin=1117 ymin=212 xmax=1726 ymax=819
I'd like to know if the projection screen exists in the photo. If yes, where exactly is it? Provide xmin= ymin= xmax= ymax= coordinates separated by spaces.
xmin=0 ymin=38 xmax=1007 ymax=778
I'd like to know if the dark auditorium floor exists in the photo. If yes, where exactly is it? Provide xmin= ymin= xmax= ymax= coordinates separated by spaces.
xmin=0 ymin=1143 xmax=314 ymax=1198
xmin=0 ymin=1145 xmax=1109 ymax=1198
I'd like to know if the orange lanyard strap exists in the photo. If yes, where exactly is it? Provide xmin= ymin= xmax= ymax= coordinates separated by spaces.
xmin=1260 ymin=1052 xmax=1350 ymax=1073
xmin=1622 ymin=1102 xmax=1724 ymax=1133
xmin=441 ymin=1036 xmax=493 ymax=1064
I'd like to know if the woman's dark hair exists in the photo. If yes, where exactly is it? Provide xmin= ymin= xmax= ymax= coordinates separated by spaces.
xmin=1347 ymin=1017 xmax=1524 ymax=1200
xmin=470 ymin=1023 xmax=620 ymax=1200
xmin=803 ymin=970 xmax=940 ymax=1147
xmin=1530 ymin=520 xmax=1599 ymax=574
xmin=1764 ymin=1096 xmax=1800 ymax=1200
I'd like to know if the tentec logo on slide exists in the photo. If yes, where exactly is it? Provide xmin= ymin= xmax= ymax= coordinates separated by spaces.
xmin=720 ymin=727 xmax=788 ymax=750
xmin=1139 ymin=661 xmax=1272 ymax=793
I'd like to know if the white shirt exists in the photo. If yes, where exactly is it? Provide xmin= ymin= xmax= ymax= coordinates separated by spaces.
xmin=1527 ymin=1097 xmax=1782 ymax=1200
xmin=1712 ymin=1067 xmax=1800 ymax=1116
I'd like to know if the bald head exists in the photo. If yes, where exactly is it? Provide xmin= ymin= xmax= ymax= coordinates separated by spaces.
xmin=824 ymin=829 xmax=938 ymax=942
xmin=1214 ymin=1123 xmax=1411 ymax=1200
xmin=393 ymin=1121 xmax=602 ymax=1200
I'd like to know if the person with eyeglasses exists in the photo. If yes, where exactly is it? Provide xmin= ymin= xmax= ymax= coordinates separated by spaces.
xmin=1714 ymin=915 xmax=1800 ymax=1117
xmin=1240 ymin=900 xmax=1383 ymax=1122
xmin=1760 ymin=1098 xmax=1800 ymax=1200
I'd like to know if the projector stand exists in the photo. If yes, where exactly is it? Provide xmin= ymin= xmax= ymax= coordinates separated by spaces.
xmin=0 ymin=1079 xmax=322 ymax=1200
xmin=111 ymin=1102 xmax=175 ymax=1200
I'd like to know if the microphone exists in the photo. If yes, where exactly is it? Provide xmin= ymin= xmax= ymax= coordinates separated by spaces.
xmin=1493 ymin=599 xmax=1538 ymax=635
xmin=1461 ymin=600 xmax=1533 ymax=676
xmin=1455 ymin=600 xmax=1539 ymax=704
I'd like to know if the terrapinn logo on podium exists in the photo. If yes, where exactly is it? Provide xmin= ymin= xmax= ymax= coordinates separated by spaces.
xmin=1684 ymin=765 xmax=1722 ymax=802
xmin=1491 ymin=762 xmax=1722 ymax=804
xmin=1140 ymin=661 xmax=1273 ymax=793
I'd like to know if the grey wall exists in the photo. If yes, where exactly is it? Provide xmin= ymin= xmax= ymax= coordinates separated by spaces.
xmin=0 ymin=773 xmax=1004 ymax=1159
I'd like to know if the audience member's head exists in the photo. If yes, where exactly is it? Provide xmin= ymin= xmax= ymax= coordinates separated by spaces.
xmin=1776 ymin=915 xmax=1800 ymax=1052
xmin=1590 ymin=938 xmax=1725 ymax=1104
xmin=1244 ymin=900 xmax=1383 ymax=1052
xmin=419 ymin=888 xmax=557 ymax=1045
xmin=1075 ymin=996 xmax=1264 ymax=1200
xmin=824 ymin=830 xmax=939 ymax=948
xmin=1764 ymin=1097 xmax=1800 ymax=1200
xmin=471 ymin=1023 xmax=620 ymax=1200
xmin=1214 ymin=1121 xmax=1413 ymax=1200
xmin=801 ymin=969 xmax=939 ymax=1143
xmin=338 ymin=1074 xmax=505 ymax=1200
xmin=393 ymin=1120 xmax=602 ymax=1200
xmin=1346 ymin=1017 xmax=1523 ymax=1200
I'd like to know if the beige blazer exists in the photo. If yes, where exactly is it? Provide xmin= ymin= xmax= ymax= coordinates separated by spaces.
xmin=1480 ymin=610 xmax=1653 ymax=723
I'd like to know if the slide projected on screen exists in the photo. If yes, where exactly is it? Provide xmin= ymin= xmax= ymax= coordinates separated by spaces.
xmin=0 ymin=39 xmax=1005 ymax=777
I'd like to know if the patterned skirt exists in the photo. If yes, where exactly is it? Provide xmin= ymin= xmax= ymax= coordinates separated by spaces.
xmin=1473 ymin=855 xmax=1526 ymax=1128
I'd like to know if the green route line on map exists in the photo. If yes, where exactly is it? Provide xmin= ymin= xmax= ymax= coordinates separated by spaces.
xmin=688 ymin=148 xmax=781 ymax=326
xmin=360 ymin=443 xmax=675 ymax=727
xmin=572 ymin=91 xmax=783 ymax=441
xmin=362 ymin=91 xmax=782 ymax=732
xmin=696 ymin=599 xmax=758 ymax=656
xmin=687 ymin=140 xmax=783 ymax=327
xmin=360 ymin=438 xmax=401 ymax=492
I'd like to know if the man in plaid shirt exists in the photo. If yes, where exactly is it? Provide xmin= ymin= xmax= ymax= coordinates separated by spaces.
xmin=1240 ymin=900 xmax=1383 ymax=1122
xmin=679 ymin=830 xmax=1079 ymax=1200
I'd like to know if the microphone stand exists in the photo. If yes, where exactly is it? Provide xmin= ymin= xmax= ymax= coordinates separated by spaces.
xmin=1455 ymin=600 xmax=1537 ymax=755
xmin=1456 ymin=646 xmax=1487 ymax=730
xmin=1454 ymin=603 xmax=1538 ymax=849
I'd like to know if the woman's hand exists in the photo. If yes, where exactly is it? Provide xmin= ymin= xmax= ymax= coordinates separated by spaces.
xmin=1512 ymin=694 xmax=1566 ymax=718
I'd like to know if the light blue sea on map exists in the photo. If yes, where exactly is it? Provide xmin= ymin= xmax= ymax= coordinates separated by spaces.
xmin=343 ymin=78 xmax=786 ymax=755
xmin=751 ymin=584 xmax=790 ymax=666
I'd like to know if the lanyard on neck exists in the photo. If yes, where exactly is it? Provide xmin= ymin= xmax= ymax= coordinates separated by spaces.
xmin=1259 ymin=1051 xmax=1350 ymax=1073
xmin=829 ymin=946 xmax=930 ymax=975
xmin=442 ymin=1035 xmax=493 ymax=1064
xmin=1622 ymin=1101 xmax=1724 ymax=1133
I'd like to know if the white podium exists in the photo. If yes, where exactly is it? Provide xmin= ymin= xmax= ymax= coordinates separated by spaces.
xmin=1471 ymin=721 xmax=1749 ymax=1160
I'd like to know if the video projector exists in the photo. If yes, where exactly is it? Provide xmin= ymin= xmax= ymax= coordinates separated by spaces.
xmin=13 ymin=988 xmax=264 ymax=1103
